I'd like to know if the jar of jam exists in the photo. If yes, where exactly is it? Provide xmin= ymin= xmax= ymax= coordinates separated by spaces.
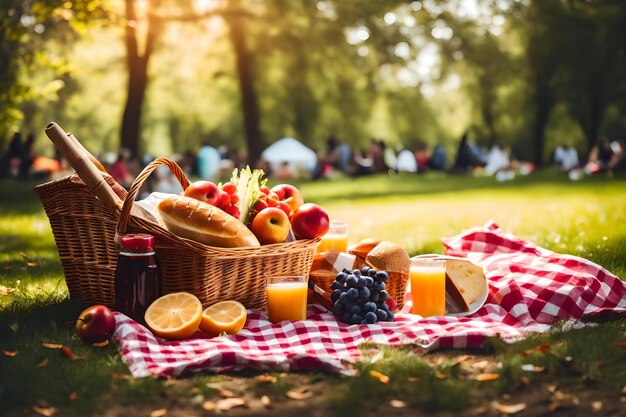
xmin=115 ymin=234 xmax=161 ymax=324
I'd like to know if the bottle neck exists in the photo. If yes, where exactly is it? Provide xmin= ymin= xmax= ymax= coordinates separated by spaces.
xmin=119 ymin=250 xmax=155 ymax=257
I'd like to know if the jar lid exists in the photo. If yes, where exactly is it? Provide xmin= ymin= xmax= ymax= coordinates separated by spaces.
xmin=120 ymin=234 xmax=154 ymax=251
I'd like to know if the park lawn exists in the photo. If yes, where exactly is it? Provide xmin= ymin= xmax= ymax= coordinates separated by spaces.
xmin=1 ymin=172 xmax=625 ymax=417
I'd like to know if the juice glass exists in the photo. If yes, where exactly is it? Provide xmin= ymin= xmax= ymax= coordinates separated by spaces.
xmin=317 ymin=221 xmax=349 ymax=253
xmin=266 ymin=275 xmax=308 ymax=323
xmin=409 ymin=258 xmax=446 ymax=317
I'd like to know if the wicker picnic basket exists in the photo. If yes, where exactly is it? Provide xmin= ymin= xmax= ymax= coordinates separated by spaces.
xmin=35 ymin=125 xmax=319 ymax=309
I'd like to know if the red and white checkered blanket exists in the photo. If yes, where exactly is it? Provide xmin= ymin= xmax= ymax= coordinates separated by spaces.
xmin=113 ymin=221 xmax=626 ymax=378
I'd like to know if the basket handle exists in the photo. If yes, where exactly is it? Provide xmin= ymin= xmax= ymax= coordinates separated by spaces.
xmin=117 ymin=157 xmax=190 ymax=236
xmin=45 ymin=122 xmax=122 ymax=212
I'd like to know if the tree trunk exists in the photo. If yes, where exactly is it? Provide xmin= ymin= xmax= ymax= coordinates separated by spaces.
xmin=532 ymin=74 xmax=554 ymax=168
xmin=120 ymin=0 xmax=160 ymax=159
xmin=225 ymin=2 xmax=264 ymax=165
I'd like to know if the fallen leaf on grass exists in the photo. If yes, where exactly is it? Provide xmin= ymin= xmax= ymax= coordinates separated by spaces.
xmin=0 ymin=285 xmax=14 ymax=296
xmin=3 ymin=265 xmax=13 ymax=270
xmin=453 ymin=354 xmax=471 ymax=365
xmin=591 ymin=401 xmax=602 ymax=412
xmin=520 ymin=344 xmax=550 ymax=356
xmin=69 ymin=392 xmax=78 ymax=401
xmin=111 ymin=372 xmax=132 ymax=380
xmin=547 ymin=385 xmax=558 ymax=393
xmin=219 ymin=388 xmax=235 ymax=398
xmin=150 ymin=408 xmax=167 ymax=417
xmin=369 ymin=370 xmax=390 ymax=384
xmin=92 ymin=340 xmax=109 ymax=348
xmin=261 ymin=395 xmax=271 ymax=407
xmin=42 ymin=343 xmax=63 ymax=349
xmin=19 ymin=251 xmax=28 ymax=258
xmin=390 ymin=400 xmax=406 ymax=408
xmin=472 ymin=360 xmax=490 ymax=370
xmin=622 ymin=385 xmax=626 ymax=394
xmin=491 ymin=401 xmax=526 ymax=414
xmin=521 ymin=364 xmax=545 ymax=373
xmin=434 ymin=372 xmax=448 ymax=380
xmin=256 ymin=374 xmax=277 ymax=383
xmin=36 ymin=358 xmax=49 ymax=368
xmin=407 ymin=376 xmax=419 ymax=382
xmin=286 ymin=388 xmax=313 ymax=400
xmin=26 ymin=261 xmax=40 ymax=268
xmin=32 ymin=406 xmax=57 ymax=416
xmin=474 ymin=373 xmax=499 ymax=382
xmin=3 ymin=350 xmax=18 ymax=357
xmin=614 ymin=341 xmax=626 ymax=349
xmin=216 ymin=398 xmax=246 ymax=411
xmin=60 ymin=346 xmax=74 ymax=359
xmin=202 ymin=401 xmax=215 ymax=411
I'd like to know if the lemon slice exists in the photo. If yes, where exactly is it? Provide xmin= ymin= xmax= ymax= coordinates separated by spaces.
xmin=144 ymin=292 xmax=203 ymax=340
xmin=199 ymin=300 xmax=247 ymax=337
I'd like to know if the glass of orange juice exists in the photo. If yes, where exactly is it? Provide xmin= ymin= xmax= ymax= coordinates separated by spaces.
xmin=409 ymin=258 xmax=446 ymax=317
xmin=317 ymin=221 xmax=349 ymax=253
xmin=266 ymin=275 xmax=308 ymax=323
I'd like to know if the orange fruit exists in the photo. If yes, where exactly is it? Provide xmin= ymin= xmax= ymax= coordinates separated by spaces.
xmin=144 ymin=292 xmax=203 ymax=340
xmin=199 ymin=300 xmax=247 ymax=337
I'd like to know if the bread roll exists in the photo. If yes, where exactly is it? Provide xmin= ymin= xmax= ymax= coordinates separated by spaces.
xmin=445 ymin=259 xmax=486 ymax=312
xmin=348 ymin=238 xmax=381 ymax=259
xmin=365 ymin=242 xmax=410 ymax=275
xmin=158 ymin=195 xmax=260 ymax=248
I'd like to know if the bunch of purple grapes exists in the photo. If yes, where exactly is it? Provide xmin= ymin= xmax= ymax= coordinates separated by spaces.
xmin=331 ymin=266 xmax=395 ymax=324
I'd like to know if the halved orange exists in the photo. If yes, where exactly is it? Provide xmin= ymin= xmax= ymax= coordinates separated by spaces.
xmin=144 ymin=292 xmax=203 ymax=340
xmin=199 ymin=300 xmax=247 ymax=337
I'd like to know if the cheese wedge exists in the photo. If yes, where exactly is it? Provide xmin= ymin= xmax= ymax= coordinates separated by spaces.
xmin=445 ymin=259 xmax=487 ymax=312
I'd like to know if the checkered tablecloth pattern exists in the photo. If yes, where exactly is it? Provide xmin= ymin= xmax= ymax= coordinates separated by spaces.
xmin=113 ymin=221 xmax=626 ymax=378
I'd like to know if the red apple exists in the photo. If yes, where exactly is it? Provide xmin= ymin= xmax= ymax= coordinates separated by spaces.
xmin=270 ymin=184 xmax=304 ymax=214
xmin=291 ymin=203 xmax=330 ymax=239
xmin=75 ymin=305 xmax=116 ymax=343
xmin=251 ymin=207 xmax=290 ymax=245
xmin=184 ymin=181 xmax=220 ymax=206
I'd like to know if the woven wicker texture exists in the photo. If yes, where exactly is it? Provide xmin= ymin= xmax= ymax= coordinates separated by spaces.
xmin=35 ymin=158 xmax=319 ymax=309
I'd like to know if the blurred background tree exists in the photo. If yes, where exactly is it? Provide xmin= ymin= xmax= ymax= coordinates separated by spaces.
xmin=0 ymin=0 xmax=625 ymax=165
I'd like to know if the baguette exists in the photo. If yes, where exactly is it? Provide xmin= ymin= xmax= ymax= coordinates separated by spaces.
xmin=158 ymin=195 xmax=260 ymax=248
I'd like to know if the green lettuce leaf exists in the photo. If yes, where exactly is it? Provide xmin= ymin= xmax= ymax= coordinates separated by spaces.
xmin=230 ymin=166 xmax=267 ymax=225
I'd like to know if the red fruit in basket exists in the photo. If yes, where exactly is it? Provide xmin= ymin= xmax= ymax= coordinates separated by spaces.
xmin=271 ymin=184 xmax=304 ymax=214
xmin=184 ymin=181 xmax=219 ymax=206
xmin=76 ymin=305 xmax=116 ymax=343
xmin=219 ymin=190 xmax=231 ymax=206
xmin=254 ymin=199 xmax=269 ymax=213
xmin=222 ymin=182 xmax=237 ymax=195
xmin=291 ymin=203 xmax=330 ymax=239
xmin=224 ymin=204 xmax=240 ymax=218
xmin=260 ymin=185 xmax=271 ymax=196
xmin=230 ymin=193 xmax=239 ymax=204
xmin=251 ymin=207 xmax=290 ymax=245
xmin=277 ymin=201 xmax=291 ymax=217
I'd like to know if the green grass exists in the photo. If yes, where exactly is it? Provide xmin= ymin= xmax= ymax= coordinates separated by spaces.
xmin=1 ymin=172 xmax=626 ymax=416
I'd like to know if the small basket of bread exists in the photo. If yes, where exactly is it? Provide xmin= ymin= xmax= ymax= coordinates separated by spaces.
xmin=36 ymin=123 xmax=321 ymax=309
xmin=310 ymin=239 xmax=411 ymax=309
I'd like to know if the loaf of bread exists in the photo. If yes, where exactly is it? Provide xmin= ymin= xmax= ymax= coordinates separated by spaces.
xmin=365 ymin=241 xmax=410 ymax=275
xmin=445 ymin=259 xmax=487 ymax=312
xmin=158 ymin=195 xmax=260 ymax=248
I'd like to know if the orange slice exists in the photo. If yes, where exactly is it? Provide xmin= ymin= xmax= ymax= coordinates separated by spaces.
xmin=144 ymin=292 xmax=203 ymax=340
xmin=199 ymin=300 xmax=247 ymax=337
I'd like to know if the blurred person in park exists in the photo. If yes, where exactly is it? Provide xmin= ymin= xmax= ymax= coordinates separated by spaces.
xmin=429 ymin=143 xmax=447 ymax=171
xmin=608 ymin=140 xmax=625 ymax=171
xmin=0 ymin=132 xmax=23 ymax=178
xmin=584 ymin=138 xmax=614 ymax=174
xmin=396 ymin=148 xmax=418 ymax=173
xmin=452 ymin=133 xmax=483 ymax=172
xmin=274 ymin=161 xmax=295 ymax=181
xmin=352 ymin=149 xmax=375 ymax=176
xmin=323 ymin=136 xmax=352 ymax=177
xmin=414 ymin=143 xmax=430 ymax=172
xmin=383 ymin=141 xmax=397 ymax=173
xmin=369 ymin=139 xmax=386 ymax=173
xmin=18 ymin=132 xmax=36 ymax=179
xmin=484 ymin=143 xmax=511 ymax=175
xmin=553 ymin=143 xmax=580 ymax=172
xmin=197 ymin=142 xmax=220 ymax=180
xmin=109 ymin=148 xmax=133 ymax=188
